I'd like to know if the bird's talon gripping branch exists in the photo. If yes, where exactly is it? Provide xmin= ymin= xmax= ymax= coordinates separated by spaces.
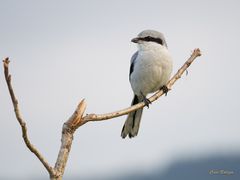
xmin=143 ymin=97 xmax=151 ymax=108
xmin=140 ymin=91 xmax=151 ymax=108
xmin=160 ymin=85 xmax=169 ymax=96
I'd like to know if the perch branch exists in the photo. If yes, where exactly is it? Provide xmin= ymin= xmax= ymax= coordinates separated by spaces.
xmin=81 ymin=48 xmax=201 ymax=124
xmin=3 ymin=58 xmax=55 ymax=176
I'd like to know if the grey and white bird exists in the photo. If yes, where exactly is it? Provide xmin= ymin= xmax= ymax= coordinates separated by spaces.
xmin=121 ymin=30 xmax=173 ymax=138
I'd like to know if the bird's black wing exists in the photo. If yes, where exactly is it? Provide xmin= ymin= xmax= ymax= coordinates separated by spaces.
xmin=129 ymin=51 xmax=138 ymax=81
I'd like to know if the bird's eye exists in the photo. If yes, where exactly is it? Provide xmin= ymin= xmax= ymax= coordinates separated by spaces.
xmin=141 ymin=36 xmax=163 ymax=45
xmin=145 ymin=36 xmax=152 ymax=41
xmin=156 ymin=38 xmax=163 ymax=45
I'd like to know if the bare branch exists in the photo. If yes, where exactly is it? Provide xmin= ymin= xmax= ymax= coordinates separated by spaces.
xmin=53 ymin=100 xmax=86 ymax=179
xmin=81 ymin=48 xmax=201 ymax=123
xmin=3 ymin=48 xmax=201 ymax=180
xmin=65 ymin=99 xmax=87 ymax=130
xmin=3 ymin=58 xmax=55 ymax=176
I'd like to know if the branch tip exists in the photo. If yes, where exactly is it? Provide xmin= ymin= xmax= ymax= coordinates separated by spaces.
xmin=3 ymin=57 xmax=10 ymax=67
xmin=194 ymin=48 xmax=201 ymax=56
xmin=65 ymin=99 xmax=87 ymax=128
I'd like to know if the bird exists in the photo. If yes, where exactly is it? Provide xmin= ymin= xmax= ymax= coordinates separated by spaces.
xmin=121 ymin=30 xmax=173 ymax=139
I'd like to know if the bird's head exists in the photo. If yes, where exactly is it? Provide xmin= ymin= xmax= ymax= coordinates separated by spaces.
xmin=131 ymin=30 xmax=168 ymax=48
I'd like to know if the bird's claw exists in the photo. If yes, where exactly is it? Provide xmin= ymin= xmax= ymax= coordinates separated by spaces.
xmin=160 ymin=85 xmax=169 ymax=96
xmin=143 ymin=97 xmax=151 ymax=108
xmin=140 ymin=92 xmax=151 ymax=108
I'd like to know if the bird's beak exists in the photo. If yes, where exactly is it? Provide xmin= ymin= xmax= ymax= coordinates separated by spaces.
xmin=131 ymin=37 xmax=139 ymax=43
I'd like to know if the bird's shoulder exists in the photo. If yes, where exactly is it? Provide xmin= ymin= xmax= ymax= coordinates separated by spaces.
xmin=130 ymin=51 xmax=138 ymax=64
xmin=129 ymin=51 xmax=138 ymax=79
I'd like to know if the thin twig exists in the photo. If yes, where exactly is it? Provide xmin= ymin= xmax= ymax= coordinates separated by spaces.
xmin=81 ymin=48 xmax=201 ymax=123
xmin=3 ymin=58 xmax=55 ymax=176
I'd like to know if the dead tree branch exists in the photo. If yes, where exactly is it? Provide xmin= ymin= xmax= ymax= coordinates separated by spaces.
xmin=3 ymin=48 xmax=201 ymax=180
xmin=3 ymin=58 xmax=54 ymax=176
xmin=81 ymin=48 xmax=202 ymax=123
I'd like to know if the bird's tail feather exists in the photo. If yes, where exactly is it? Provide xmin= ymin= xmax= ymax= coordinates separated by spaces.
xmin=121 ymin=95 xmax=143 ymax=138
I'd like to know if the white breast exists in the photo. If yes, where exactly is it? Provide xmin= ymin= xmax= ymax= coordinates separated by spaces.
xmin=130 ymin=42 xmax=173 ymax=96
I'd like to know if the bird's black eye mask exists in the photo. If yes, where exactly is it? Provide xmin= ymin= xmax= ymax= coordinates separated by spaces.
xmin=138 ymin=36 xmax=163 ymax=45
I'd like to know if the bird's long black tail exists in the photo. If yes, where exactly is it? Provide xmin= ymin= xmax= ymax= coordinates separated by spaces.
xmin=121 ymin=95 xmax=143 ymax=138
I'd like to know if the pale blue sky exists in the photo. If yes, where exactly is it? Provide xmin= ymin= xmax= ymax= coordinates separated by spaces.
xmin=0 ymin=0 xmax=240 ymax=179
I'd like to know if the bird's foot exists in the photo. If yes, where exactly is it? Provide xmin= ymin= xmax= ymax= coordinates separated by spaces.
xmin=160 ymin=85 xmax=169 ymax=96
xmin=143 ymin=97 xmax=151 ymax=108
xmin=140 ymin=92 xmax=151 ymax=108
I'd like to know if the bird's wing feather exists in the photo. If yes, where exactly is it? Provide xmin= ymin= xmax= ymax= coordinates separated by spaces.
xmin=129 ymin=51 xmax=138 ymax=81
